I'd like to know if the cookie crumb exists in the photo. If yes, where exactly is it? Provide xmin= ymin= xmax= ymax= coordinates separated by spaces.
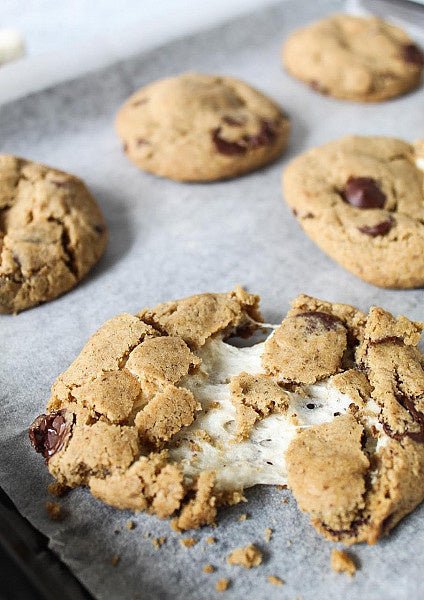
xmin=267 ymin=575 xmax=284 ymax=586
xmin=45 ymin=501 xmax=65 ymax=521
xmin=126 ymin=520 xmax=135 ymax=530
xmin=227 ymin=544 xmax=262 ymax=568
xmin=215 ymin=578 xmax=230 ymax=592
xmin=331 ymin=549 xmax=357 ymax=576
xmin=264 ymin=527 xmax=273 ymax=542
xmin=47 ymin=481 xmax=68 ymax=497
xmin=238 ymin=513 xmax=248 ymax=522
xmin=151 ymin=536 xmax=166 ymax=549
xmin=206 ymin=536 xmax=216 ymax=545
xmin=281 ymin=497 xmax=288 ymax=504
xmin=277 ymin=484 xmax=288 ymax=490
xmin=202 ymin=564 xmax=215 ymax=574
xmin=111 ymin=555 xmax=120 ymax=567
xmin=180 ymin=537 xmax=198 ymax=548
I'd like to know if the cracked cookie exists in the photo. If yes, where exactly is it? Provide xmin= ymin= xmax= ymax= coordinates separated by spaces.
xmin=115 ymin=72 xmax=290 ymax=181
xmin=0 ymin=155 xmax=107 ymax=313
xmin=282 ymin=14 xmax=423 ymax=102
xmin=283 ymin=136 xmax=424 ymax=288
xmin=29 ymin=288 xmax=424 ymax=544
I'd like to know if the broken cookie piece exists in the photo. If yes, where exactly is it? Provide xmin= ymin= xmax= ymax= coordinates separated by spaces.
xmin=29 ymin=289 xmax=424 ymax=545
xmin=331 ymin=549 xmax=357 ymax=576
xmin=227 ymin=544 xmax=263 ymax=568
xmin=0 ymin=154 xmax=107 ymax=313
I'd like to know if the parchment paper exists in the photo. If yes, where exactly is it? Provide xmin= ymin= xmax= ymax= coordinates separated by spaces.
xmin=1 ymin=1 xmax=424 ymax=598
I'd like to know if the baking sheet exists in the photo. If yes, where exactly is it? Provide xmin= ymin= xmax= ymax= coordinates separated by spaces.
xmin=1 ymin=0 xmax=424 ymax=598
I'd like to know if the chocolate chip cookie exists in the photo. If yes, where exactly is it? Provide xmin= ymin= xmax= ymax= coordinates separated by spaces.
xmin=30 ymin=288 xmax=424 ymax=544
xmin=115 ymin=72 xmax=290 ymax=181
xmin=282 ymin=14 xmax=424 ymax=102
xmin=283 ymin=136 xmax=424 ymax=288
xmin=0 ymin=155 xmax=108 ymax=313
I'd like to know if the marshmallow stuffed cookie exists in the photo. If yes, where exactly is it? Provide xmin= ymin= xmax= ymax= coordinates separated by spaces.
xmin=30 ymin=288 xmax=424 ymax=544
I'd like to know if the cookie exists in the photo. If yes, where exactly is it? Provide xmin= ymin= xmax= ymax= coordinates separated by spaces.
xmin=115 ymin=72 xmax=290 ymax=181
xmin=283 ymin=136 xmax=424 ymax=288
xmin=0 ymin=155 xmax=107 ymax=313
xmin=282 ymin=14 xmax=424 ymax=102
xmin=29 ymin=288 xmax=424 ymax=544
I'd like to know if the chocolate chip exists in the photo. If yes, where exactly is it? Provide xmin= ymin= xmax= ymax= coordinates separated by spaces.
xmin=402 ymin=43 xmax=424 ymax=66
xmin=369 ymin=336 xmax=403 ymax=346
xmin=29 ymin=410 xmax=72 ymax=460
xmin=212 ymin=128 xmax=247 ymax=155
xmin=296 ymin=311 xmax=344 ymax=331
xmin=396 ymin=390 xmax=424 ymax=443
xmin=93 ymin=224 xmax=106 ymax=234
xmin=136 ymin=138 xmax=150 ymax=146
xmin=306 ymin=403 xmax=315 ymax=410
xmin=212 ymin=119 xmax=277 ymax=156
xmin=222 ymin=115 xmax=246 ymax=127
xmin=342 ymin=177 xmax=386 ymax=209
xmin=358 ymin=216 xmax=394 ymax=237
xmin=382 ymin=388 xmax=424 ymax=444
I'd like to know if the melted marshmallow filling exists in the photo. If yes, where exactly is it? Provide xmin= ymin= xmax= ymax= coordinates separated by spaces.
xmin=170 ymin=333 xmax=382 ymax=491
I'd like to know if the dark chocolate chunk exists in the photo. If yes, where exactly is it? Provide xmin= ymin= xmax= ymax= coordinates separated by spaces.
xmin=29 ymin=410 xmax=72 ymax=460
xmin=369 ymin=335 xmax=403 ymax=347
xmin=382 ymin=388 xmax=424 ymax=444
xmin=358 ymin=216 xmax=394 ymax=237
xmin=402 ymin=43 xmax=424 ymax=66
xmin=212 ymin=128 xmax=247 ymax=155
xmin=342 ymin=177 xmax=386 ymax=209
xmin=296 ymin=310 xmax=344 ymax=332
xmin=212 ymin=119 xmax=277 ymax=156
